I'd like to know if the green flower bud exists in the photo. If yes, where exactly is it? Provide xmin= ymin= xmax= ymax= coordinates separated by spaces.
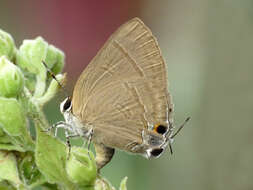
xmin=0 ymin=151 xmax=22 ymax=187
xmin=94 ymin=177 xmax=116 ymax=190
xmin=0 ymin=29 xmax=16 ymax=61
xmin=17 ymin=37 xmax=65 ymax=98
xmin=0 ymin=97 xmax=34 ymax=151
xmin=66 ymin=147 xmax=97 ymax=186
xmin=16 ymin=37 xmax=48 ymax=97
xmin=45 ymin=45 xmax=65 ymax=74
xmin=119 ymin=177 xmax=128 ymax=190
xmin=94 ymin=176 xmax=127 ymax=190
xmin=17 ymin=36 xmax=48 ymax=75
xmin=0 ymin=56 xmax=24 ymax=97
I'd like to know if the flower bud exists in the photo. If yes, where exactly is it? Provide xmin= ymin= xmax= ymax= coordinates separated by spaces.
xmin=0 ymin=151 xmax=22 ymax=186
xmin=119 ymin=177 xmax=128 ymax=190
xmin=94 ymin=177 xmax=116 ymax=190
xmin=0 ymin=56 xmax=24 ymax=97
xmin=45 ymin=45 xmax=65 ymax=74
xmin=0 ymin=97 xmax=34 ymax=151
xmin=16 ymin=37 xmax=48 ymax=97
xmin=17 ymin=36 xmax=48 ymax=75
xmin=37 ymin=73 xmax=65 ymax=105
xmin=17 ymin=36 xmax=65 ymax=76
xmin=16 ymin=37 xmax=65 ymax=97
xmin=0 ymin=29 xmax=16 ymax=60
xmin=66 ymin=147 xmax=97 ymax=186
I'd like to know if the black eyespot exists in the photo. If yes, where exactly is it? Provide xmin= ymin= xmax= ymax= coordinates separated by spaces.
xmin=151 ymin=148 xmax=163 ymax=157
xmin=63 ymin=97 xmax=72 ymax=111
xmin=156 ymin=125 xmax=167 ymax=135
xmin=169 ymin=108 xmax=173 ymax=113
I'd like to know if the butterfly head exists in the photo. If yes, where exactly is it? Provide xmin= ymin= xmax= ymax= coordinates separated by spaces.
xmin=140 ymin=123 xmax=170 ymax=159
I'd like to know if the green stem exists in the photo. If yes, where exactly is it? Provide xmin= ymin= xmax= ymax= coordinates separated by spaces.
xmin=33 ymin=74 xmax=46 ymax=98
xmin=37 ymin=74 xmax=64 ymax=106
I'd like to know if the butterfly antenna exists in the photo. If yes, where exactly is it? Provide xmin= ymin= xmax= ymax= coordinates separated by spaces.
xmin=171 ymin=117 xmax=190 ymax=139
xmin=42 ymin=61 xmax=64 ymax=88
xmin=168 ymin=117 xmax=190 ymax=155
xmin=42 ymin=61 xmax=69 ymax=97
xmin=169 ymin=141 xmax=173 ymax=154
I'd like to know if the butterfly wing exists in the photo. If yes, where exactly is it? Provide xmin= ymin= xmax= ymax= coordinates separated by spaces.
xmin=72 ymin=18 xmax=173 ymax=153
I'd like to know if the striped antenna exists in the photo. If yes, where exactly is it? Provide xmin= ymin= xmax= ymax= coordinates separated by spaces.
xmin=168 ymin=117 xmax=190 ymax=154
xmin=171 ymin=117 xmax=190 ymax=139
xmin=42 ymin=61 xmax=69 ymax=98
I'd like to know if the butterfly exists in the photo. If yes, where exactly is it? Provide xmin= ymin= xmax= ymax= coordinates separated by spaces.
xmin=46 ymin=17 xmax=189 ymax=171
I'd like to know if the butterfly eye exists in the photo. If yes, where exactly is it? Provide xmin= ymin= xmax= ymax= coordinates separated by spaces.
xmin=64 ymin=98 xmax=72 ymax=110
xmin=153 ymin=124 xmax=167 ymax=135
xmin=60 ymin=97 xmax=72 ymax=113
xmin=150 ymin=148 xmax=163 ymax=157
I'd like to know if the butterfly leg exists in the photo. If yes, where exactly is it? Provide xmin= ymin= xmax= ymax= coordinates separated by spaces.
xmin=64 ymin=133 xmax=81 ymax=159
xmin=43 ymin=121 xmax=73 ymax=137
xmin=65 ymin=130 xmax=72 ymax=159
xmin=82 ymin=128 xmax=94 ymax=160
xmin=83 ymin=128 xmax=94 ymax=147
xmin=94 ymin=143 xmax=115 ymax=172
xmin=65 ymin=131 xmax=81 ymax=159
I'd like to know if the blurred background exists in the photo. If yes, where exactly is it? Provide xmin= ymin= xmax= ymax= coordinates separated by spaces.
xmin=1 ymin=0 xmax=253 ymax=189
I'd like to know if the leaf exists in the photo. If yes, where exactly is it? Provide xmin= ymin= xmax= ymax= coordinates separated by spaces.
xmin=35 ymin=123 xmax=76 ymax=189
xmin=0 ymin=181 xmax=16 ymax=190
xmin=0 ymin=144 xmax=25 ymax=152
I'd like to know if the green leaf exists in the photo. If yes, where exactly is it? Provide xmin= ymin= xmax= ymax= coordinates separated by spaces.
xmin=34 ymin=183 xmax=59 ymax=190
xmin=0 ymin=151 xmax=22 ymax=187
xmin=0 ymin=181 xmax=16 ymax=190
xmin=0 ymin=97 xmax=34 ymax=151
xmin=0 ymin=144 xmax=25 ymax=152
xmin=35 ymin=123 xmax=76 ymax=189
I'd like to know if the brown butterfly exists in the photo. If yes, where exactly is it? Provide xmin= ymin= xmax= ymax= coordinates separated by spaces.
xmin=48 ymin=17 xmax=189 ymax=171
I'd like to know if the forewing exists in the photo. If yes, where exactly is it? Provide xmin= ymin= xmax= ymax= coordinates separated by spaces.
xmin=72 ymin=18 xmax=173 ymax=133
